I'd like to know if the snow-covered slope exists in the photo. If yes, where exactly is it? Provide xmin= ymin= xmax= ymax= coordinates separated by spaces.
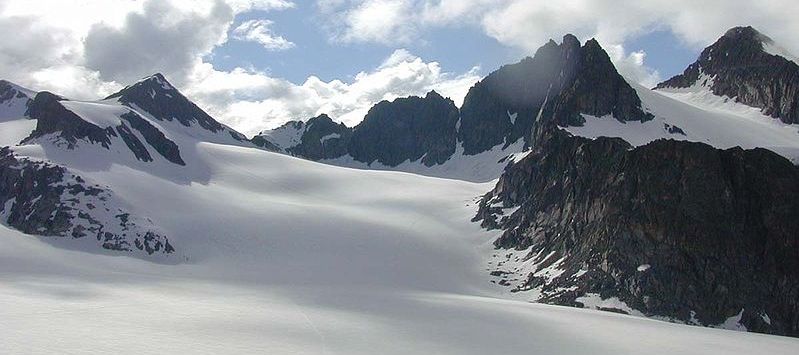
xmin=0 ymin=79 xmax=35 ymax=121
xmin=0 ymin=80 xmax=37 ymax=145
xmin=2 ymin=142 xmax=798 ymax=354
xmin=563 ymin=82 xmax=799 ymax=163
xmin=3 ymin=75 xmax=796 ymax=350
xmin=257 ymin=120 xmax=305 ymax=150
xmin=2 ymin=30 xmax=799 ymax=350
xmin=0 ymin=75 xmax=257 ymax=257
xmin=319 ymin=139 xmax=528 ymax=183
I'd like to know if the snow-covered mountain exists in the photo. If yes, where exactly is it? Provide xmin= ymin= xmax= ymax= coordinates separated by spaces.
xmin=473 ymin=27 xmax=799 ymax=337
xmin=3 ymin=155 xmax=796 ymax=353
xmin=256 ymin=28 xmax=799 ymax=181
xmin=0 ymin=79 xmax=35 ymax=120
xmin=2 ymin=26 xmax=799 ymax=353
xmin=656 ymin=26 xmax=799 ymax=123
xmin=551 ymin=27 xmax=799 ymax=164
xmin=1 ymin=77 xmax=797 ymax=351
xmin=0 ymin=74 xmax=254 ymax=257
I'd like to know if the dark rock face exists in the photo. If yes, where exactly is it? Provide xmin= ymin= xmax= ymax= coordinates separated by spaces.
xmin=459 ymin=35 xmax=651 ymax=155
xmin=23 ymin=92 xmax=185 ymax=165
xmin=656 ymin=26 xmax=799 ymax=123
xmin=475 ymin=128 xmax=799 ymax=336
xmin=251 ymin=135 xmax=282 ymax=151
xmin=106 ymin=73 xmax=237 ymax=135
xmin=116 ymin=123 xmax=154 ymax=163
xmin=254 ymin=91 xmax=460 ymax=167
xmin=119 ymin=112 xmax=185 ymax=165
xmin=287 ymin=114 xmax=352 ymax=160
xmin=24 ymin=92 xmax=115 ymax=148
xmin=550 ymin=39 xmax=652 ymax=126
xmin=349 ymin=91 xmax=459 ymax=166
xmin=0 ymin=147 xmax=173 ymax=255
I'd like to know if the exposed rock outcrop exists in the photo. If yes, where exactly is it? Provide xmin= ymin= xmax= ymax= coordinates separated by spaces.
xmin=0 ymin=147 xmax=174 ymax=255
xmin=253 ymin=91 xmax=460 ymax=167
xmin=475 ymin=128 xmax=799 ymax=336
xmin=23 ymin=91 xmax=186 ymax=165
xmin=349 ymin=91 xmax=459 ymax=166
xmin=459 ymin=35 xmax=651 ymax=155
xmin=24 ymin=91 xmax=115 ymax=148
xmin=0 ymin=79 xmax=33 ymax=120
xmin=107 ymin=73 xmax=233 ymax=134
xmin=287 ymin=114 xmax=352 ymax=160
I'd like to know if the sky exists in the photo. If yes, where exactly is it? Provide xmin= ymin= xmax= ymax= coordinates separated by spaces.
xmin=1 ymin=0 xmax=798 ymax=137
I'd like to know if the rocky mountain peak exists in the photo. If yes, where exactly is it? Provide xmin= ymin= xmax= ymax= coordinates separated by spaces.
xmin=106 ymin=73 xmax=176 ymax=101
xmin=562 ymin=33 xmax=580 ymax=47
xmin=656 ymin=26 xmax=799 ymax=123
xmin=24 ymin=91 xmax=113 ymax=149
xmin=307 ymin=113 xmax=336 ymax=126
xmin=458 ymin=34 xmax=650 ymax=154
xmin=425 ymin=90 xmax=444 ymax=100
xmin=105 ymin=73 xmax=227 ymax=133
xmin=723 ymin=26 xmax=761 ymax=40
xmin=349 ymin=92 xmax=460 ymax=166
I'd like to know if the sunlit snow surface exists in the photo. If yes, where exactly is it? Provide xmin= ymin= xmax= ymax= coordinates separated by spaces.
xmin=321 ymin=139 xmax=528 ymax=183
xmin=564 ymin=82 xmax=799 ymax=163
xmin=2 ymin=142 xmax=798 ymax=354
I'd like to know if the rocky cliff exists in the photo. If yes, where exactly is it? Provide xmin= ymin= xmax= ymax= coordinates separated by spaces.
xmin=0 ymin=147 xmax=174 ymax=255
xmin=254 ymin=90 xmax=460 ymax=167
xmin=459 ymin=35 xmax=651 ymax=155
xmin=475 ymin=127 xmax=799 ymax=336
xmin=287 ymin=114 xmax=352 ymax=160
xmin=348 ymin=91 xmax=459 ymax=166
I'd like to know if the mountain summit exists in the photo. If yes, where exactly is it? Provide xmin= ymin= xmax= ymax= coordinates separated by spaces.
xmin=458 ymin=34 xmax=652 ymax=154
xmin=656 ymin=26 xmax=799 ymax=123
xmin=1 ymin=73 xmax=254 ymax=257
xmin=106 ymin=73 xmax=230 ymax=133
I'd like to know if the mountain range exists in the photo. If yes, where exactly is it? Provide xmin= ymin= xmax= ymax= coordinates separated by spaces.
xmin=1 ymin=25 xmax=799 ymax=345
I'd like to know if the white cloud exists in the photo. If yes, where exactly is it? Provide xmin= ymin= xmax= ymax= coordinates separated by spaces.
xmin=604 ymin=44 xmax=662 ymax=89
xmin=317 ymin=0 xmax=799 ymax=86
xmin=338 ymin=0 xmax=416 ymax=44
xmin=0 ymin=0 xmax=479 ymax=136
xmin=186 ymin=49 xmax=481 ymax=136
xmin=232 ymin=19 xmax=295 ymax=51
xmin=83 ymin=0 xmax=234 ymax=84
xmin=226 ymin=0 xmax=295 ymax=12
xmin=0 ymin=0 xmax=285 ymax=98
